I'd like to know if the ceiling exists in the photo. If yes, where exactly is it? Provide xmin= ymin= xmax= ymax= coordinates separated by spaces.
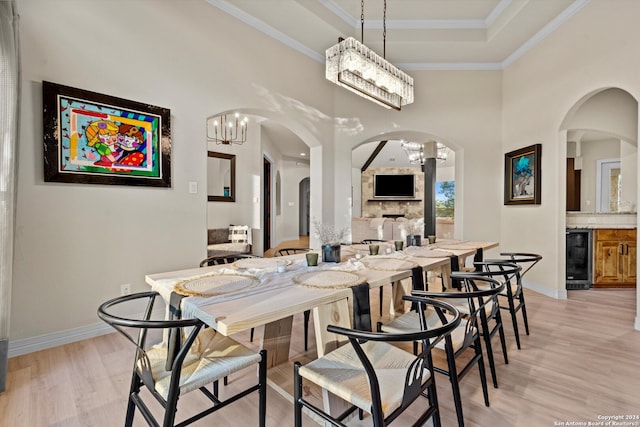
xmin=208 ymin=0 xmax=588 ymax=68
xmin=210 ymin=0 xmax=591 ymax=166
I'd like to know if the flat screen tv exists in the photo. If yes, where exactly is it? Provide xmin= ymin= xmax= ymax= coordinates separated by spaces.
xmin=374 ymin=174 xmax=415 ymax=198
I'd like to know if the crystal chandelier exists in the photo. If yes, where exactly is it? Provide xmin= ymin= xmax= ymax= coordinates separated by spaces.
xmin=325 ymin=1 xmax=414 ymax=111
xmin=401 ymin=141 xmax=426 ymax=165
xmin=401 ymin=141 xmax=448 ymax=165
xmin=206 ymin=113 xmax=248 ymax=145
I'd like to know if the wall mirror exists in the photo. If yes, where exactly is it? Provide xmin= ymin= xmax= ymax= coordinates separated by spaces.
xmin=207 ymin=151 xmax=235 ymax=202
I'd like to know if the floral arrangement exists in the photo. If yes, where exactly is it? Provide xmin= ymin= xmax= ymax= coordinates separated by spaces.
xmin=313 ymin=220 xmax=348 ymax=246
xmin=404 ymin=218 xmax=424 ymax=235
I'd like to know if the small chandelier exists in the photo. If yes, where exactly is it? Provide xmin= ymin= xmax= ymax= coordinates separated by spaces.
xmin=401 ymin=141 xmax=448 ymax=165
xmin=401 ymin=141 xmax=426 ymax=165
xmin=325 ymin=0 xmax=414 ymax=111
xmin=206 ymin=113 xmax=248 ymax=145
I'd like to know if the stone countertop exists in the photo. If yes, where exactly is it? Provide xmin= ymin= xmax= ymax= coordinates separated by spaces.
xmin=566 ymin=212 xmax=637 ymax=229
xmin=566 ymin=211 xmax=637 ymax=215
xmin=566 ymin=225 xmax=636 ymax=229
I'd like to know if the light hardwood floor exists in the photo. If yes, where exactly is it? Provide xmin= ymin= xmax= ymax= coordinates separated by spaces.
xmin=1 ymin=284 xmax=639 ymax=426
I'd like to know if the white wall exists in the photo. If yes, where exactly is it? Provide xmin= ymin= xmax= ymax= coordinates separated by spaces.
xmin=331 ymin=71 xmax=504 ymax=244
xmin=12 ymin=0 xmax=334 ymax=343
xmin=502 ymin=0 xmax=640 ymax=325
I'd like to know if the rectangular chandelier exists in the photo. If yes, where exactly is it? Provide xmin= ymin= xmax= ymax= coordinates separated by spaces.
xmin=326 ymin=37 xmax=414 ymax=111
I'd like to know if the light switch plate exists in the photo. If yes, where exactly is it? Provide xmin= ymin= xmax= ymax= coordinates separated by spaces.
xmin=188 ymin=181 xmax=197 ymax=194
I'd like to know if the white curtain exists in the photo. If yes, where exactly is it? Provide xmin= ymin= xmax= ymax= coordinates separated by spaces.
xmin=0 ymin=0 xmax=21 ymax=393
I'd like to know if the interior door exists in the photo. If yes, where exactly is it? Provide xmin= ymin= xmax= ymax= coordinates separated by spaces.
xmin=263 ymin=158 xmax=271 ymax=252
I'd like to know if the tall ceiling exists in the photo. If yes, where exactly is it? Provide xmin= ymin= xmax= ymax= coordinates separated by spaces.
xmin=209 ymin=0 xmax=591 ymax=167
xmin=207 ymin=0 xmax=588 ymax=68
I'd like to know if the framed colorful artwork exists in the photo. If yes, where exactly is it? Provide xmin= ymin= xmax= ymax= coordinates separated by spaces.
xmin=504 ymin=143 xmax=541 ymax=205
xmin=42 ymin=81 xmax=171 ymax=187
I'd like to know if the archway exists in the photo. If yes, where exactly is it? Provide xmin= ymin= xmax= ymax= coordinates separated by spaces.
xmin=205 ymin=108 xmax=320 ymax=255
xmin=351 ymin=131 xmax=460 ymax=241
xmin=558 ymin=87 xmax=639 ymax=328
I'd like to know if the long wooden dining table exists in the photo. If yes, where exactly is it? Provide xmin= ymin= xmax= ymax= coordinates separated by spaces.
xmin=145 ymin=240 xmax=497 ymax=417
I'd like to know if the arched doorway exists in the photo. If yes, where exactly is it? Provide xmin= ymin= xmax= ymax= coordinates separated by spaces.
xmin=559 ymin=87 xmax=639 ymax=327
xmin=351 ymin=133 xmax=458 ymax=240
xmin=205 ymin=109 xmax=320 ymax=255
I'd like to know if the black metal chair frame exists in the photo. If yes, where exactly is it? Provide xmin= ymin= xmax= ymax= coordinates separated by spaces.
xmin=453 ymin=264 xmax=522 ymax=388
xmin=409 ymin=275 xmax=506 ymax=427
xmin=199 ymin=253 xmax=258 ymax=267
xmin=480 ymin=253 xmax=541 ymax=349
xmin=294 ymin=298 xmax=461 ymax=427
xmin=98 ymin=291 xmax=267 ymax=427
xmin=277 ymin=247 xmax=312 ymax=256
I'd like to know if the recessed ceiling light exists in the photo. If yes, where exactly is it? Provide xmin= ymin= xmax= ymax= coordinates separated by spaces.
xmin=300 ymin=153 xmax=306 ymax=156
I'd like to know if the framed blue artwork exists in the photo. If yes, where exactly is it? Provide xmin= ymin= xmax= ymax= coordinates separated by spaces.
xmin=504 ymin=144 xmax=541 ymax=205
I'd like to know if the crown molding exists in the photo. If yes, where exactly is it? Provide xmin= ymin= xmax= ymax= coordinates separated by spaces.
xmin=205 ymin=0 xmax=325 ymax=63
xmin=502 ymin=0 xmax=591 ymax=68
xmin=208 ymin=0 xmax=591 ymax=71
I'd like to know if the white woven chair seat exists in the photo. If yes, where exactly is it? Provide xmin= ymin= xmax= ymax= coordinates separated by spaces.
xmin=380 ymin=309 xmax=442 ymax=334
xmin=298 ymin=340 xmax=431 ymax=417
xmin=438 ymin=289 xmax=497 ymax=317
xmin=381 ymin=312 xmax=472 ymax=353
xmin=143 ymin=328 xmax=261 ymax=400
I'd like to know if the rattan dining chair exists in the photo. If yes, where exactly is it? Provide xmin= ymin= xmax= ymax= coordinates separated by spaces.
xmin=478 ymin=252 xmax=542 ymax=349
xmin=294 ymin=298 xmax=461 ymax=427
xmin=437 ymin=264 xmax=520 ymax=389
xmin=379 ymin=273 xmax=506 ymax=427
xmin=97 ymin=291 xmax=267 ymax=427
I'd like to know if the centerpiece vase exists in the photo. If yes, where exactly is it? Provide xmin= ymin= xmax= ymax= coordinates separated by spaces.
xmin=406 ymin=235 xmax=422 ymax=247
xmin=322 ymin=244 xmax=341 ymax=263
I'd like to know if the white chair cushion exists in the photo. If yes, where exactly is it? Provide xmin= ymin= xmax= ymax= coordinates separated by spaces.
xmin=142 ymin=328 xmax=261 ymax=400
xmin=298 ymin=340 xmax=431 ymax=417
xmin=229 ymin=225 xmax=251 ymax=244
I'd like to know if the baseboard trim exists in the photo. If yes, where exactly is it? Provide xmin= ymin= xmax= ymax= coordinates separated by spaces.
xmin=8 ymin=322 xmax=114 ymax=358
xmin=524 ymin=280 xmax=567 ymax=299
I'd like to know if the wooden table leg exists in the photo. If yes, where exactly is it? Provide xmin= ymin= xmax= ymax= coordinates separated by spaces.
xmin=390 ymin=279 xmax=409 ymax=317
xmin=439 ymin=263 xmax=453 ymax=289
xmin=262 ymin=316 xmax=293 ymax=368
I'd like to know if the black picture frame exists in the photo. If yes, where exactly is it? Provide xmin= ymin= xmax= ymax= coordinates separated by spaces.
xmin=504 ymin=144 xmax=541 ymax=205
xmin=42 ymin=81 xmax=171 ymax=187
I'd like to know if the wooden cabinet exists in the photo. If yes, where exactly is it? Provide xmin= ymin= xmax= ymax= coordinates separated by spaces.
xmin=593 ymin=228 xmax=636 ymax=288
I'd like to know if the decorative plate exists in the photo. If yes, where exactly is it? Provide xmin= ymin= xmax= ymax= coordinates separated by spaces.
xmin=360 ymin=257 xmax=418 ymax=271
xmin=173 ymin=273 xmax=259 ymax=297
xmin=233 ymin=258 xmax=292 ymax=269
xmin=293 ymin=270 xmax=365 ymax=289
